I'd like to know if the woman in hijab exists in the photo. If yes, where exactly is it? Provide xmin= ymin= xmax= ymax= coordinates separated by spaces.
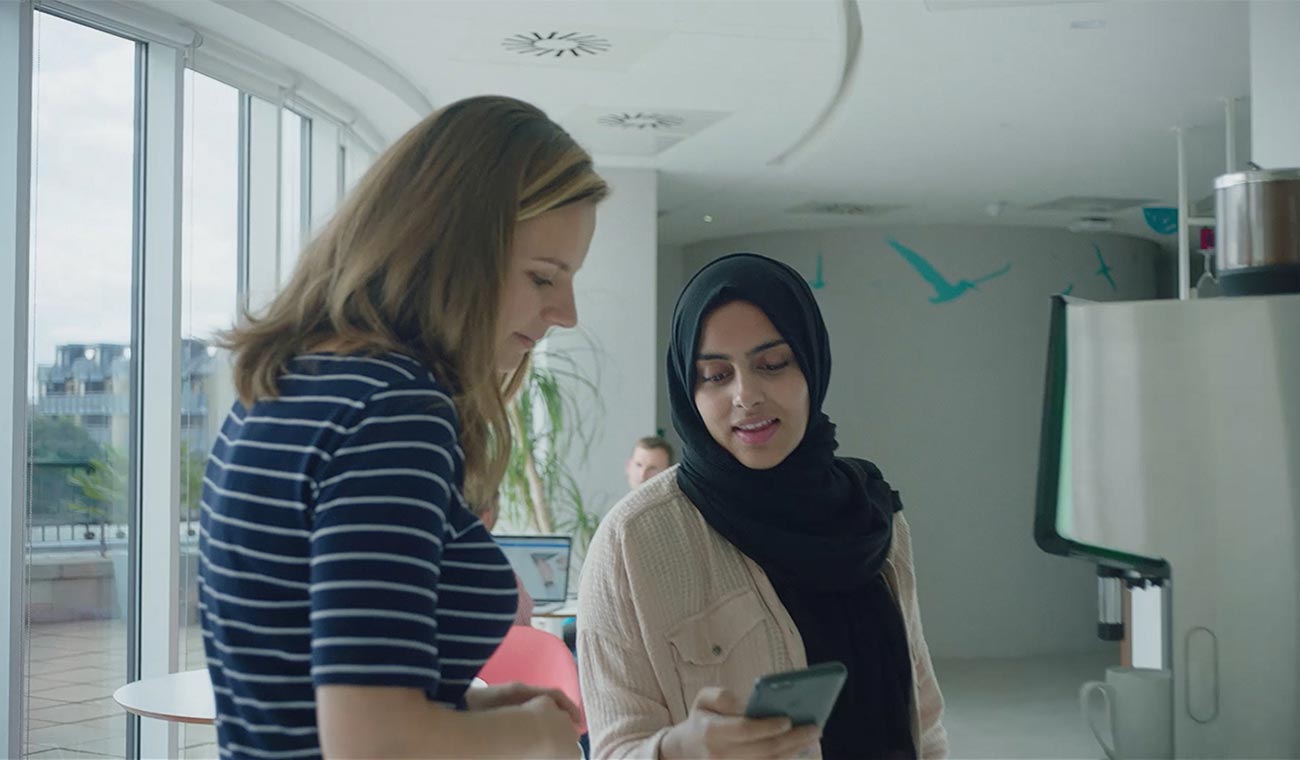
xmin=577 ymin=253 xmax=947 ymax=759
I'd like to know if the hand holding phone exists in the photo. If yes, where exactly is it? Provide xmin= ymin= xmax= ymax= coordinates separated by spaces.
xmin=659 ymin=687 xmax=821 ymax=760
xmin=744 ymin=661 xmax=848 ymax=729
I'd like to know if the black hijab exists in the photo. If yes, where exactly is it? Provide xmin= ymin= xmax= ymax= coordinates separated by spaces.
xmin=667 ymin=252 xmax=898 ymax=592
xmin=668 ymin=252 xmax=917 ymax=758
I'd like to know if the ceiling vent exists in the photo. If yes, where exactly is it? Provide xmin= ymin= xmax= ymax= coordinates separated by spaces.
xmin=597 ymin=112 xmax=684 ymax=130
xmin=568 ymin=106 xmax=728 ymax=156
xmin=1029 ymin=196 xmax=1156 ymax=214
xmin=501 ymin=32 xmax=611 ymax=58
xmin=1066 ymin=217 xmax=1114 ymax=233
xmin=786 ymin=201 xmax=903 ymax=217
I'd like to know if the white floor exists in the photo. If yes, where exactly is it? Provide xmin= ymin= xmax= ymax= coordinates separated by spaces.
xmin=21 ymin=615 xmax=1112 ymax=760
xmin=935 ymin=651 xmax=1116 ymax=759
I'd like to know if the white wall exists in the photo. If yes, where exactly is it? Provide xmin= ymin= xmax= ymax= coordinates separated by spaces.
xmin=548 ymin=167 xmax=659 ymax=526
xmin=1250 ymin=1 xmax=1300 ymax=168
xmin=676 ymin=226 xmax=1162 ymax=658
xmin=655 ymin=244 xmax=685 ymax=457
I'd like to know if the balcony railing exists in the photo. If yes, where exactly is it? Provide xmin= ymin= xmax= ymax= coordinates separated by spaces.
xmin=28 ymin=460 xmax=200 ymax=551
xmin=36 ymin=392 xmax=129 ymax=416
xmin=36 ymin=390 xmax=208 ymax=416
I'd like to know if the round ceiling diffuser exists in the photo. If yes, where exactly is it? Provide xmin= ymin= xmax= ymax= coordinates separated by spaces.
xmin=597 ymin=112 xmax=684 ymax=130
xmin=502 ymin=32 xmax=612 ymax=58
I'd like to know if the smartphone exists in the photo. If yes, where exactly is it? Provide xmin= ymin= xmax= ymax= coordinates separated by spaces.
xmin=743 ymin=661 xmax=848 ymax=729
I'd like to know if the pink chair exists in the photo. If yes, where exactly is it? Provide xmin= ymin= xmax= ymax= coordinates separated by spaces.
xmin=478 ymin=625 xmax=586 ymax=733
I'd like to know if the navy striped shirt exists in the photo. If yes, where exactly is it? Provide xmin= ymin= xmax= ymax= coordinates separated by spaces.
xmin=198 ymin=352 xmax=517 ymax=760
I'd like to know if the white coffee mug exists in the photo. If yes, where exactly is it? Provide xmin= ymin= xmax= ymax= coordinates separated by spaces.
xmin=1079 ymin=666 xmax=1173 ymax=760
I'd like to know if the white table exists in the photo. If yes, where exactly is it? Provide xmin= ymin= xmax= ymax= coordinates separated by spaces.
xmin=113 ymin=668 xmax=215 ymax=725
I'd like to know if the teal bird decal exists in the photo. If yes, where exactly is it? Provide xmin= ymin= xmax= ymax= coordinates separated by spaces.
xmin=808 ymin=253 xmax=826 ymax=290
xmin=886 ymin=237 xmax=1011 ymax=304
xmin=1092 ymin=244 xmax=1116 ymax=291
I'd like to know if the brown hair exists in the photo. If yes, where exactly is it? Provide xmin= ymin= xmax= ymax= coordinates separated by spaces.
xmin=636 ymin=435 xmax=676 ymax=464
xmin=220 ymin=95 xmax=607 ymax=506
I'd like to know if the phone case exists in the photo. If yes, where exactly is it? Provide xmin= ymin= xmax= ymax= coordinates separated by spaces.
xmin=744 ymin=661 xmax=848 ymax=728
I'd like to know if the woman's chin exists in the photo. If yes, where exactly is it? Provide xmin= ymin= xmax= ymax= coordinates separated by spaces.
xmin=496 ymin=348 xmax=530 ymax=374
xmin=728 ymin=446 xmax=787 ymax=471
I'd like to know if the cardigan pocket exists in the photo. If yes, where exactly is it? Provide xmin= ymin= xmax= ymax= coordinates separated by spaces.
xmin=666 ymin=589 xmax=768 ymax=710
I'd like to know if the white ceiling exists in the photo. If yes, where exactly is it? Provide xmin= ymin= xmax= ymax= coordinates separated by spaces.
xmin=148 ymin=0 xmax=1251 ymax=249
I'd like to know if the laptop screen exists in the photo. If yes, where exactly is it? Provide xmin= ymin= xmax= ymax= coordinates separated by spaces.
xmin=494 ymin=535 xmax=571 ymax=603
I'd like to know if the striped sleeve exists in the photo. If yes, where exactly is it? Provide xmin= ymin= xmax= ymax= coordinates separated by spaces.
xmin=307 ymin=382 xmax=459 ymax=691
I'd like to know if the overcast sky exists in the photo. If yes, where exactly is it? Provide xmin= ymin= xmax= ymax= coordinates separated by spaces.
xmin=31 ymin=12 xmax=239 ymax=369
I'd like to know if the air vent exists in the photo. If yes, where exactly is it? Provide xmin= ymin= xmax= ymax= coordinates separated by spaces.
xmin=1066 ymin=217 xmax=1114 ymax=233
xmin=568 ymin=106 xmax=727 ymax=156
xmin=786 ymin=201 xmax=903 ymax=217
xmin=597 ymin=112 xmax=684 ymax=130
xmin=1029 ymin=196 xmax=1155 ymax=214
xmin=502 ymin=32 xmax=611 ymax=58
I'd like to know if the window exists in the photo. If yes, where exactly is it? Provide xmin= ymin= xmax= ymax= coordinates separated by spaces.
xmin=176 ymin=69 xmax=240 ymax=758
xmin=25 ymin=12 xmax=138 ymax=758
xmin=279 ymin=108 xmax=308 ymax=282
xmin=4 ymin=4 xmax=360 ymax=756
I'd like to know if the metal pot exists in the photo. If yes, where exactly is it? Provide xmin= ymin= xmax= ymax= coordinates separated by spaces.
xmin=1214 ymin=168 xmax=1300 ymax=295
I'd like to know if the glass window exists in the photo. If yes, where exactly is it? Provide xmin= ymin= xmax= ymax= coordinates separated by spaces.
xmin=279 ymin=109 xmax=307 ymax=282
xmin=341 ymin=134 xmax=374 ymax=194
xmin=26 ymin=12 xmax=138 ymax=759
xmin=176 ymin=69 xmax=239 ymax=759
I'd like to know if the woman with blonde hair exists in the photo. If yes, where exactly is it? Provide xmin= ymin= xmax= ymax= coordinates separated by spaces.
xmin=199 ymin=95 xmax=606 ymax=759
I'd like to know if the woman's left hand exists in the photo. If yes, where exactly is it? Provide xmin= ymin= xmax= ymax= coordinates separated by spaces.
xmin=466 ymin=682 xmax=583 ymax=730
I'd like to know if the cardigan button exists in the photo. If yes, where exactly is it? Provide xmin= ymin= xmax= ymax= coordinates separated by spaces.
xmin=711 ymin=645 xmax=722 ymax=656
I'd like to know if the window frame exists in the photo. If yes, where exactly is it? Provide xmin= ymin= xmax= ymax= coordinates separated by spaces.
xmin=0 ymin=3 xmax=34 ymax=754
xmin=0 ymin=0 xmax=375 ymax=755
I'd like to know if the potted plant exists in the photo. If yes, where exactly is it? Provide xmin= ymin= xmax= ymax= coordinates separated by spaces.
xmin=179 ymin=441 xmax=206 ymax=535
xmin=67 ymin=445 xmax=129 ymax=617
xmin=64 ymin=440 xmax=208 ymax=620
xmin=67 ymin=446 xmax=127 ymax=557
xmin=498 ymin=340 xmax=604 ymax=560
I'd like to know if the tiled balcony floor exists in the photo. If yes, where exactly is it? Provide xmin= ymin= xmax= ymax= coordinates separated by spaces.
xmin=23 ymin=620 xmax=213 ymax=759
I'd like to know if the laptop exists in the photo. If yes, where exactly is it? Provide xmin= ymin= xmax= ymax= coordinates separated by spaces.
xmin=494 ymin=534 xmax=573 ymax=611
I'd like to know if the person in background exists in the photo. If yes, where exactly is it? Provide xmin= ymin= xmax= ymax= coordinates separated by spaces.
xmin=199 ymin=95 xmax=606 ymax=760
xmin=624 ymin=435 xmax=675 ymax=490
xmin=577 ymin=253 xmax=947 ymax=759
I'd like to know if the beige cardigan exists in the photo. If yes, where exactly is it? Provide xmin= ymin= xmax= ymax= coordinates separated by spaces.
xmin=577 ymin=467 xmax=948 ymax=759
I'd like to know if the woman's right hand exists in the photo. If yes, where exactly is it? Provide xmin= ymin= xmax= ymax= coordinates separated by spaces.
xmin=659 ymin=687 xmax=821 ymax=759
xmin=519 ymin=693 xmax=583 ymax=759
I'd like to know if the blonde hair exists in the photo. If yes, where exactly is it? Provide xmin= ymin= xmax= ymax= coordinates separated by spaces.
xmin=220 ymin=95 xmax=607 ymax=506
xmin=636 ymin=435 xmax=675 ymax=464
